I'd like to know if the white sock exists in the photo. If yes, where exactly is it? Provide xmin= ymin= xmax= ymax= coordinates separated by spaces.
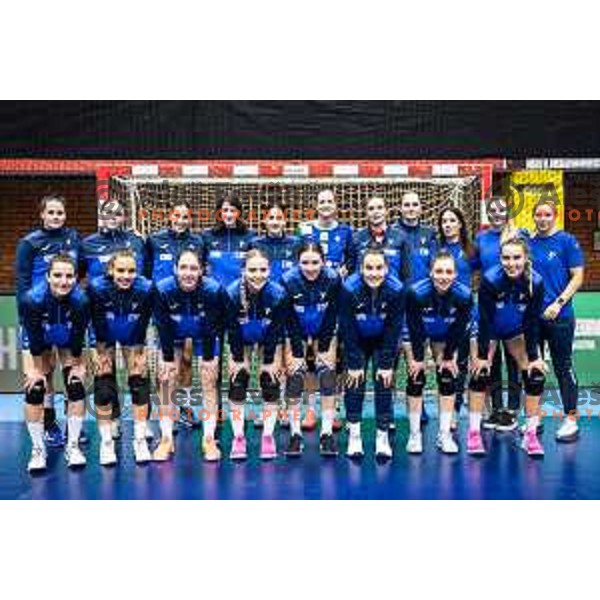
xmin=409 ymin=412 xmax=421 ymax=435
xmin=204 ymin=412 xmax=217 ymax=439
xmin=160 ymin=416 xmax=174 ymax=440
xmin=469 ymin=412 xmax=482 ymax=432
xmin=67 ymin=415 xmax=83 ymax=446
xmin=321 ymin=408 xmax=335 ymax=435
xmin=439 ymin=411 xmax=452 ymax=435
xmin=230 ymin=403 xmax=245 ymax=438
xmin=134 ymin=420 xmax=147 ymax=441
xmin=526 ymin=414 xmax=539 ymax=432
xmin=348 ymin=422 xmax=361 ymax=438
xmin=263 ymin=404 xmax=277 ymax=436
xmin=43 ymin=393 xmax=55 ymax=409
xmin=289 ymin=404 xmax=302 ymax=435
xmin=27 ymin=421 xmax=44 ymax=449
xmin=99 ymin=422 xmax=112 ymax=444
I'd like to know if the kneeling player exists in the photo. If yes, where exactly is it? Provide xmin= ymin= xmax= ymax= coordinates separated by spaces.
xmin=88 ymin=249 xmax=153 ymax=465
xmin=283 ymin=242 xmax=341 ymax=456
xmin=20 ymin=255 xmax=89 ymax=471
xmin=340 ymin=249 xmax=404 ymax=460
xmin=154 ymin=250 xmax=224 ymax=461
xmin=473 ymin=237 xmax=547 ymax=457
xmin=225 ymin=249 xmax=287 ymax=460
xmin=404 ymin=251 xmax=473 ymax=454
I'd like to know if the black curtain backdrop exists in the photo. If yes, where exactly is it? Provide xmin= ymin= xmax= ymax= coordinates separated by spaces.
xmin=1 ymin=101 xmax=599 ymax=159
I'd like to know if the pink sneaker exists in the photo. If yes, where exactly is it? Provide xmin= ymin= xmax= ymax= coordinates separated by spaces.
xmin=467 ymin=429 xmax=486 ymax=455
xmin=522 ymin=429 xmax=545 ymax=457
xmin=230 ymin=435 xmax=247 ymax=460
xmin=260 ymin=434 xmax=277 ymax=459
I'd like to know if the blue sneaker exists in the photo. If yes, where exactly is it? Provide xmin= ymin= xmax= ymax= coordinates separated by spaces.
xmin=44 ymin=422 xmax=65 ymax=448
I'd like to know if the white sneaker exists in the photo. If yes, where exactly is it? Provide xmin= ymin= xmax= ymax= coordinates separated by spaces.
xmin=406 ymin=432 xmax=423 ymax=454
xmin=28 ymin=446 xmax=47 ymax=472
xmin=65 ymin=442 xmax=87 ymax=468
xmin=346 ymin=433 xmax=364 ymax=458
xmin=100 ymin=440 xmax=117 ymax=466
xmin=133 ymin=438 xmax=152 ymax=464
xmin=375 ymin=429 xmax=393 ymax=459
xmin=111 ymin=419 xmax=121 ymax=440
xmin=436 ymin=432 xmax=459 ymax=454
xmin=556 ymin=418 xmax=579 ymax=441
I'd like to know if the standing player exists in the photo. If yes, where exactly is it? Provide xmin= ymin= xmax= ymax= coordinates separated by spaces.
xmin=225 ymin=249 xmax=287 ymax=460
xmin=529 ymin=199 xmax=585 ymax=442
xmin=349 ymin=196 xmax=410 ymax=282
xmin=404 ymin=251 xmax=473 ymax=454
xmin=153 ymin=250 xmax=224 ymax=461
xmin=473 ymin=196 xmax=528 ymax=431
xmin=283 ymin=242 xmax=341 ymax=456
xmin=20 ymin=255 xmax=89 ymax=471
xmin=81 ymin=199 xmax=148 ymax=438
xmin=146 ymin=201 xmax=205 ymax=429
xmin=474 ymin=237 xmax=548 ymax=456
xmin=298 ymin=189 xmax=353 ymax=429
xmin=88 ymin=249 xmax=153 ymax=465
xmin=16 ymin=194 xmax=81 ymax=448
xmin=340 ymin=249 xmax=405 ymax=459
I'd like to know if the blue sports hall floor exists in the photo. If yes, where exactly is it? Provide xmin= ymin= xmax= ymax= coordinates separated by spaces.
xmin=2 ymin=393 xmax=600 ymax=500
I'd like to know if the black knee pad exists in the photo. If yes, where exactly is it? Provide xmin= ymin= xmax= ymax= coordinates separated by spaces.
xmin=129 ymin=375 xmax=150 ymax=406
xmin=260 ymin=371 xmax=281 ymax=404
xmin=406 ymin=371 xmax=426 ymax=397
xmin=25 ymin=380 xmax=46 ymax=405
xmin=228 ymin=369 xmax=249 ymax=402
xmin=523 ymin=368 xmax=545 ymax=396
xmin=63 ymin=368 xmax=86 ymax=402
xmin=285 ymin=369 xmax=305 ymax=399
xmin=468 ymin=368 xmax=490 ymax=393
xmin=317 ymin=365 xmax=336 ymax=396
xmin=436 ymin=368 xmax=456 ymax=396
xmin=94 ymin=374 xmax=117 ymax=407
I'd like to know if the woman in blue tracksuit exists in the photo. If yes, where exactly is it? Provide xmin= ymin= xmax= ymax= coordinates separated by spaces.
xmin=146 ymin=201 xmax=205 ymax=429
xmin=225 ymin=249 xmax=288 ymax=461
xmin=473 ymin=196 xmax=529 ymax=431
xmin=153 ymin=249 xmax=225 ymax=462
xmin=437 ymin=206 xmax=478 ymax=421
xmin=20 ymin=254 xmax=89 ymax=472
xmin=88 ymin=248 xmax=153 ymax=466
xmin=16 ymin=194 xmax=82 ymax=446
xmin=203 ymin=193 xmax=256 ymax=289
xmin=475 ymin=237 xmax=548 ymax=457
xmin=339 ymin=248 xmax=405 ymax=460
xmin=529 ymin=199 xmax=584 ymax=442
xmin=282 ymin=242 xmax=341 ymax=456
xmin=404 ymin=251 xmax=473 ymax=454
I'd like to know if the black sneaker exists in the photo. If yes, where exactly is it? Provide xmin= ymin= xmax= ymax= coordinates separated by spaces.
xmin=496 ymin=410 xmax=517 ymax=432
xmin=285 ymin=434 xmax=304 ymax=457
xmin=483 ymin=411 xmax=502 ymax=430
xmin=319 ymin=433 xmax=338 ymax=457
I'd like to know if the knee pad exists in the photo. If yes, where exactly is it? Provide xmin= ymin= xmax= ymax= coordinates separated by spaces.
xmin=436 ymin=368 xmax=456 ymax=396
xmin=228 ymin=369 xmax=249 ymax=403
xmin=468 ymin=368 xmax=490 ymax=393
xmin=523 ymin=368 xmax=545 ymax=396
xmin=260 ymin=371 xmax=281 ymax=404
xmin=285 ymin=369 xmax=305 ymax=399
xmin=63 ymin=368 xmax=86 ymax=402
xmin=25 ymin=380 xmax=46 ymax=406
xmin=94 ymin=374 xmax=117 ymax=407
xmin=406 ymin=371 xmax=426 ymax=397
xmin=317 ymin=365 xmax=336 ymax=396
xmin=129 ymin=375 xmax=150 ymax=406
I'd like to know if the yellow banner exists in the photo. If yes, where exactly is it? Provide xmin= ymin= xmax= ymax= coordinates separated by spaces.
xmin=508 ymin=170 xmax=564 ymax=232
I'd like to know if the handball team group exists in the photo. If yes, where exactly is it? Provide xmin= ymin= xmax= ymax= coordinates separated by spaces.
xmin=15 ymin=189 xmax=585 ymax=472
